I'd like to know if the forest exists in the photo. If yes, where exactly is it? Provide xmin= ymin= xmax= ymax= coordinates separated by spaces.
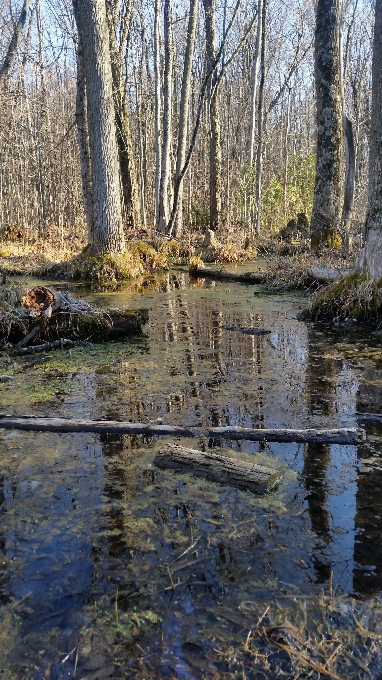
xmin=0 ymin=0 xmax=375 ymax=266
xmin=1 ymin=0 xmax=382 ymax=679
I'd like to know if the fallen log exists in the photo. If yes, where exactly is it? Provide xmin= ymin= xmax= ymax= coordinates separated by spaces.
xmin=0 ymin=284 xmax=148 ymax=347
xmin=154 ymin=443 xmax=283 ymax=493
xmin=0 ymin=416 xmax=364 ymax=444
xmin=191 ymin=267 xmax=265 ymax=282
xmin=190 ymin=266 xmax=350 ymax=285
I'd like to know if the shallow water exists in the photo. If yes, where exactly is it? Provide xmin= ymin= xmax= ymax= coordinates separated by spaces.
xmin=1 ymin=270 xmax=382 ymax=678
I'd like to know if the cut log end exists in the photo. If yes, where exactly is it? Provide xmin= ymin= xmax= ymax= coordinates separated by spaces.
xmin=154 ymin=443 xmax=283 ymax=494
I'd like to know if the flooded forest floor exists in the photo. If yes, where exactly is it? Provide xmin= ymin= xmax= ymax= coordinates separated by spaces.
xmin=1 ymin=267 xmax=382 ymax=679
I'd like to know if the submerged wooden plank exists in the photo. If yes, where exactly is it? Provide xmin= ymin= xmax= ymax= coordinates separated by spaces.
xmin=154 ymin=443 xmax=283 ymax=493
xmin=0 ymin=416 xmax=364 ymax=444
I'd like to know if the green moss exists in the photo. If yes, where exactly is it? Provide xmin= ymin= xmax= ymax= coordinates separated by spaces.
xmin=311 ymin=225 xmax=341 ymax=251
xmin=301 ymin=271 xmax=382 ymax=322
xmin=65 ymin=241 xmax=169 ymax=282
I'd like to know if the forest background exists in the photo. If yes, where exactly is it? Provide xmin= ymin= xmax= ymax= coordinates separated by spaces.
xmin=0 ymin=0 xmax=373 ymax=260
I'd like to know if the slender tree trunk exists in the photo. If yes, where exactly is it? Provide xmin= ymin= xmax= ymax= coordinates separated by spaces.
xmin=203 ymin=0 xmax=221 ymax=231
xmin=157 ymin=0 xmax=173 ymax=233
xmin=254 ymin=0 xmax=266 ymax=236
xmin=310 ymin=0 xmax=344 ymax=249
xmin=339 ymin=17 xmax=355 ymax=255
xmin=356 ymin=0 xmax=382 ymax=279
xmin=106 ymin=1 xmax=140 ymax=232
xmin=73 ymin=0 xmax=125 ymax=255
xmin=172 ymin=0 xmax=198 ymax=237
xmin=283 ymin=87 xmax=291 ymax=219
xmin=154 ymin=0 xmax=162 ymax=229
xmin=247 ymin=0 xmax=263 ymax=167
xmin=75 ymin=37 xmax=94 ymax=242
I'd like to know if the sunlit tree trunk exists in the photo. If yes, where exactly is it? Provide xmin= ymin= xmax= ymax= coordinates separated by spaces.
xmin=247 ymin=0 xmax=262 ymax=167
xmin=356 ymin=0 xmax=382 ymax=279
xmin=106 ymin=0 xmax=140 ymax=232
xmin=172 ymin=0 xmax=198 ymax=237
xmin=157 ymin=0 xmax=173 ymax=233
xmin=203 ymin=0 xmax=221 ymax=231
xmin=75 ymin=37 xmax=94 ymax=243
xmin=154 ymin=0 xmax=162 ymax=228
xmin=73 ymin=0 xmax=125 ymax=255
xmin=310 ymin=0 xmax=344 ymax=249
xmin=254 ymin=0 xmax=266 ymax=236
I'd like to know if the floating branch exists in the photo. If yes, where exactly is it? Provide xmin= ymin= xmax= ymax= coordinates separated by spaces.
xmin=0 ymin=416 xmax=364 ymax=444
xmin=154 ymin=443 xmax=283 ymax=493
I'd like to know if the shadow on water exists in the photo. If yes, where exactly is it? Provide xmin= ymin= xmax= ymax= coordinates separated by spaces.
xmin=1 ymin=271 xmax=382 ymax=677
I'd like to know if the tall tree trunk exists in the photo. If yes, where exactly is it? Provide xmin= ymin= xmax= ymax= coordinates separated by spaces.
xmin=254 ymin=0 xmax=266 ymax=236
xmin=75 ymin=37 xmax=94 ymax=242
xmin=247 ymin=0 xmax=263 ymax=167
xmin=339 ymin=17 xmax=355 ymax=255
xmin=203 ymin=0 xmax=221 ymax=231
xmin=106 ymin=0 xmax=140 ymax=232
xmin=157 ymin=0 xmax=173 ymax=233
xmin=310 ymin=0 xmax=344 ymax=250
xmin=154 ymin=0 xmax=162 ymax=229
xmin=73 ymin=0 xmax=125 ymax=255
xmin=172 ymin=0 xmax=198 ymax=237
xmin=356 ymin=0 xmax=382 ymax=279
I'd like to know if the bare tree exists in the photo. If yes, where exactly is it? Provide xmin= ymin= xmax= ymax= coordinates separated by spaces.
xmin=0 ymin=0 xmax=31 ymax=87
xmin=172 ymin=0 xmax=198 ymax=237
xmin=73 ymin=0 xmax=125 ymax=254
xmin=202 ymin=0 xmax=221 ymax=231
xmin=157 ymin=0 xmax=174 ymax=233
xmin=356 ymin=0 xmax=382 ymax=279
xmin=310 ymin=0 xmax=344 ymax=249
xmin=106 ymin=0 xmax=141 ymax=231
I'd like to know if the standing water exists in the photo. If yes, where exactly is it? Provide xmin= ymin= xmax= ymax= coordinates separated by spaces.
xmin=0 ymin=270 xmax=382 ymax=678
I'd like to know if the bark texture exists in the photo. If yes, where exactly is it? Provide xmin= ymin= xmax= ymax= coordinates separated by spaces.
xmin=0 ymin=417 xmax=363 ymax=444
xmin=310 ymin=0 xmax=344 ymax=249
xmin=106 ymin=0 xmax=141 ymax=231
xmin=203 ymin=0 xmax=221 ymax=231
xmin=155 ymin=443 xmax=283 ymax=493
xmin=356 ymin=0 xmax=382 ymax=279
xmin=157 ymin=0 xmax=173 ymax=233
xmin=73 ymin=0 xmax=125 ymax=255
xmin=247 ymin=0 xmax=263 ymax=167
xmin=75 ymin=38 xmax=94 ymax=243
xmin=173 ymin=0 xmax=198 ymax=237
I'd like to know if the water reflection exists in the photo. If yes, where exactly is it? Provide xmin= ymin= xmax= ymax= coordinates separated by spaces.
xmin=1 ymin=273 xmax=382 ymax=675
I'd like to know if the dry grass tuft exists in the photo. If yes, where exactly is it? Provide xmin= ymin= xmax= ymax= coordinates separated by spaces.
xmin=302 ymin=271 xmax=382 ymax=322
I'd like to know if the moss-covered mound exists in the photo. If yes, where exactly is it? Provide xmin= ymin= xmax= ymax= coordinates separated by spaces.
xmin=0 ymin=283 xmax=148 ymax=350
xmin=301 ymin=272 xmax=382 ymax=322
xmin=63 ymin=241 xmax=169 ymax=282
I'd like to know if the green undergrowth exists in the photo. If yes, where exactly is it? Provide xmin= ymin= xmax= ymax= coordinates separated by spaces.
xmin=301 ymin=272 xmax=382 ymax=322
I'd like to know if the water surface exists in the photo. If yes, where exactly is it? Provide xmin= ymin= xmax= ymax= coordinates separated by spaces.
xmin=1 ymin=270 xmax=382 ymax=678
